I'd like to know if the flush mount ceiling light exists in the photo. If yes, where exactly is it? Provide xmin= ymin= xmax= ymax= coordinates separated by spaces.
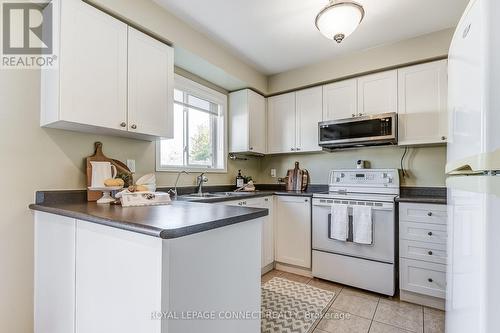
xmin=315 ymin=0 xmax=365 ymax=43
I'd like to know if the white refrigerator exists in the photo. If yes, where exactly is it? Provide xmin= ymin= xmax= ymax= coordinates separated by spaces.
xmin=446 ymin=0 xmax=500 ymax=332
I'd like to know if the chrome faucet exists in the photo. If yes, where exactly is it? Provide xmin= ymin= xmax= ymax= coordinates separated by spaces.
xmin=196 ymin=173 xmax=208 ymax=195
xmin=168 ymin=170 xmax=189 ymax=199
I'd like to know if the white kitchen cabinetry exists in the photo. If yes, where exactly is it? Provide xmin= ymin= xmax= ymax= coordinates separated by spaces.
xmin=399 ymin=202 xmax=447 ymax=309
xmin=275 ymin=196 xmax=311 ymax=269
xmin=296 ymin=87 xmax=323 ymax=152
xmin=323 ymin=79 xmax=357 ymax=121
xmin=357 ymin=70 xmax=398 ymax=116
xmin=267 ymin=93 xmax=296 ymax=154
xmin=267 ymin=88 xmax=322 ymax=154
xmin=127 ymin=27 xmax=174 ymax=138
xmin=218 ymin=197 xmax=274 ymax=270
xmin=41 ymin=0 xmax=173 ymax=141
xmin=397 ymin=60 xmax=448 ymax=145
xmin=229 ymin=89 xmax=267 ymax=154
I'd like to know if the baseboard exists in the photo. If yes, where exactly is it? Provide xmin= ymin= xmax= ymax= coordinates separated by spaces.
xmin=400 ymin=289 xmax=445 ymax=310
xmin=261 ymin=263 xmax=274 ymax=275
xmin=275 ymin=262 xmax=312 ymax=277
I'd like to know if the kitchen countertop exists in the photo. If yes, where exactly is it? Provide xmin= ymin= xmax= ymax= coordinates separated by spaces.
xmin=29 ymin=192 xmax=268 ymax=239
xmin=29 ymin=185 xmax=327 ymax=239
xmin=396 ymin=187 xmax=447 ymax=205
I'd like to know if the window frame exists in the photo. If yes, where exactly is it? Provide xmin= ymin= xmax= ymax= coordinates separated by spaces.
xmin=156 ymin=74 xmax=228 ymax=173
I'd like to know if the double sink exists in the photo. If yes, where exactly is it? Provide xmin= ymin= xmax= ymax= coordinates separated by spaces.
xmin=178 ymin=191 xmax=252 ymax=201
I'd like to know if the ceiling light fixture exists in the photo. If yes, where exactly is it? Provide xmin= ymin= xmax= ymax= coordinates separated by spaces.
xmin=315 ymin=0 xmax=365 ymax=43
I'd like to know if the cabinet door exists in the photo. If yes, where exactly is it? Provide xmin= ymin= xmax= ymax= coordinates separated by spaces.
xmin=322 ymin=79 xmax=357 ymax=120
xmin=128 ymin=27 xmax=174 ymax=138
xmin=357 ymin=70 xmax=398 ymax=116
xmin=275 ymin=196 xmax=311 ymax=268
xmin=296 ymin=87 xmax=323 ymax=152
xmin=267 ymin=93 xmax=296 ymax=154
xmin=248 ymin=90 xmax=267 ymax=154
xmin=59 ymin=0 xmax=127 ymax=130
xmin=229 ymin=90 xmax=250 ymax=153
xmin=398 ymin=60 xmax=448 ymax=145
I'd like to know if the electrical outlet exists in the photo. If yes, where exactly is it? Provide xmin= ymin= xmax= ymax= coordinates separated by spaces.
xmin=270 ymin=168 xmax=277 ymax=178
xmin=126 ymin=159 xmax=136 ymax=173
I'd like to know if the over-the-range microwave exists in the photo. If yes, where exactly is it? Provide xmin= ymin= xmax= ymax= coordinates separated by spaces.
xmin=318 ymin=112 xmax=397 ymax=150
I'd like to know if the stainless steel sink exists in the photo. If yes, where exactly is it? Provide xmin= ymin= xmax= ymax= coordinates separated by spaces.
xmin=212 ymin=192 xmax=251 ymax=197
xmin=178 ymin=193 xmax=221 ymax=200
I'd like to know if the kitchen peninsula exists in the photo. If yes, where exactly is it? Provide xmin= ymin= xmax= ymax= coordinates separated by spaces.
xmin=30 ymin=191 xmax=267 ymax=333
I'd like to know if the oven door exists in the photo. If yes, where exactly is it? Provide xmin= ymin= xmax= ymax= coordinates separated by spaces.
xmin=318 ymin=112 xmax=397 ymax=148
xmin=312 ymin=197 xmax=395 ymax=263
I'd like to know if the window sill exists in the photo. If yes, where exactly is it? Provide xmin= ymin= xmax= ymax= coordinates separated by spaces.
xmin=156 ymin=166 xmax=228 ymax=174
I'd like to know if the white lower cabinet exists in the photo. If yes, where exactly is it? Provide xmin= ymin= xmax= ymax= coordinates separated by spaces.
xmin=218 ymin=196 xmax=274 ymax=269
xmin=399 ymin=202 xmax=447 ymax=309
xmin=275 ymin=195 xmax=311 ymax=269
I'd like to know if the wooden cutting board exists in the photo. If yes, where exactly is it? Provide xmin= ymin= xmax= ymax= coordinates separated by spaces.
xmin=285 ymin=161 xmax=309 ymax=192
xmin=86 ymin=142 xmax=133 ymax=201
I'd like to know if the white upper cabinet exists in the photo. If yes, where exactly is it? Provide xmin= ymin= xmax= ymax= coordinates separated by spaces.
xmin=357 ymin=70 xmax=398 ymax=116
xmin=127 ymin=27 xmax=173 ymax=138
xmin=54 ymin=0 xmax=128 ymax=131
xmin=229 ymin=89 xmax=266 ymax=154
xmin=323 ymin=79 xmax=357 ymax=121
xmin=397 ymin=60 xmax=448 ymax=146
xmin=296 ymin=87 xmax=323 ymax=152
xmin=41 ymin=0 xmax=174 ymax=141
xmin=267 ymin=93 xmax=296 ymax=154
xmin=267 ymin=89 xmax=322 ymax=154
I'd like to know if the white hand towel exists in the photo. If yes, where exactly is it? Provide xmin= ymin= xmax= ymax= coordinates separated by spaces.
xmin=353 ymin=205 xmax=373 ymax=245
xmin=330 ymin=204 xmax=349 ymax=241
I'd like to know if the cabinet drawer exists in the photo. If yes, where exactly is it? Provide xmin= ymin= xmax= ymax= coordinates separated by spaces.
xmin=400 ymin=258 xmax=446 ymax=298
xmin=399 ymin=203 xmax=447 ymax=225
xmin=400 ymin=221 xmax=447 ymax=244
xmin=400 ymin=239 xmax=447 ymax=264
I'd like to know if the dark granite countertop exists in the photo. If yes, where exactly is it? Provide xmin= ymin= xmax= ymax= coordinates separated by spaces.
xmin=396 ymin=187 xmax=447 ymax=205
xmin=29 ymin=185 xmax=327 ymax=239
xmin=30 ymin=193 xmax=268 ymax=239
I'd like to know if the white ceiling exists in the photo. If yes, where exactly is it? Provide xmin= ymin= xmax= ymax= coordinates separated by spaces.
xmin=154 ymin=0 xmax=469 ymax=75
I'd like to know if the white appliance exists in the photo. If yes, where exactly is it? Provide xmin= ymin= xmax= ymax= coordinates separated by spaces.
xmin=312 ymin=169 xmax=399 ymax=296
xmin=446 ymin=0 xmax=500 ymax=332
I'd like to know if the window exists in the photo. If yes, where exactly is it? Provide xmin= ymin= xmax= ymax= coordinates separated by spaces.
xmin=157 ymin=75 xmax=227 ymax=172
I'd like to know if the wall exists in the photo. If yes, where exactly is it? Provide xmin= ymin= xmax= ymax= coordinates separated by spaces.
xmin=259 ymin=146 xmax=447 ymax=187
xmin=268 ymin=28 xmax=454 ymax=94
xmin=87 ymin=0 xmax=268 ymax=93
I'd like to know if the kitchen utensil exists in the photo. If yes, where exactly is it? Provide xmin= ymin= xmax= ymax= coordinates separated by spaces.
xmin=86 ymin=142 xmax=133 ymax=201
xmin=90 ymin=161 xmax=117 ymax=188
xmin=87 ymin=186 xmax=123 ymax=204
xmin=285 ymin=161 xmax=309 ymax=192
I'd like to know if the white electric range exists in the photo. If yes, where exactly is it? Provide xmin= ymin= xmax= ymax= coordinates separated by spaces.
xmin=312 ymin=169 xmax=400 ymax=296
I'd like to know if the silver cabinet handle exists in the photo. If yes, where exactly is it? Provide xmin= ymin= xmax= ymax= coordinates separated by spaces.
xmin=131 ymin=124 xmax=137 ymax=130
xmin=428 ymin=251 xmax=433 ymax=255
xmin=428 ymin=231 xmax=433 ymax=236
xmin=120 ymin=122 xmax=127 ymax=128
xmin=427 ymin=212 xmax=433 ymax=216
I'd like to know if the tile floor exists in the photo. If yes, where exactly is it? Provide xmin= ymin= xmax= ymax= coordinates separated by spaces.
xmin=262 ymin=270 xmax=445 ymax=333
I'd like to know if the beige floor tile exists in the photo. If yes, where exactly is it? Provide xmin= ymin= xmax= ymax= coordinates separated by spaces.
xmin=316 ymin=309 xmax=371 ymax=333
xmin=331 ymin=291 xmax=379 ymax=319
xmin=280 ymin=271 xmax=312 ymax=284
xmin=308 ymin=278 xmax=343 ymax=294
xmin=373 ymin=299 xmax=423 ymax=333
xmin=423 ymin=307 xmax=445 ymax=333
xmin=261 ymin=269 xmax=284 ymax=284
xmin=369 ymin=321 xmax=412 ymax=333
xmin=341 ymin=287 xmax=381 ymax=302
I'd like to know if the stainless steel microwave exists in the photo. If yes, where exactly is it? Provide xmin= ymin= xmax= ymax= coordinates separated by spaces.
xmin=318 ymin=112 xmax=397 ymax=150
